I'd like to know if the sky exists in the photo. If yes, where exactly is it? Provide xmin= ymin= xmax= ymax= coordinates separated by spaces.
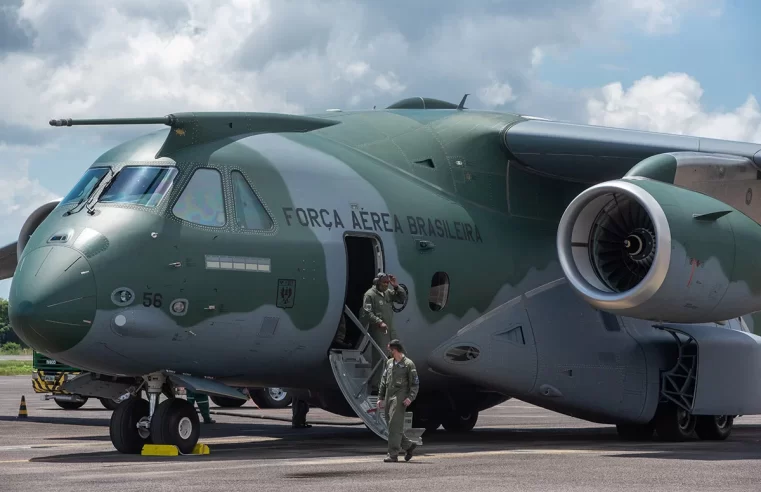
xmin=1 ymin=0 xmax=761 ymax=299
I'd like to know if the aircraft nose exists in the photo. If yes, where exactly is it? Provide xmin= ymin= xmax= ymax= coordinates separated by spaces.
xmin=9 ymin=246 xmax=96 ymax=354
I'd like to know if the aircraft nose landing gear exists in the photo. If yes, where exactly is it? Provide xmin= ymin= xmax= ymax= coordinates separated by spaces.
xmin=109 ymin=372 xmax=201 ymax=455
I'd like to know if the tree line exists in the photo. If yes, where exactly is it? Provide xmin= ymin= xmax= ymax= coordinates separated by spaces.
xmin=0 ymin=297 xmax=27 ymax=354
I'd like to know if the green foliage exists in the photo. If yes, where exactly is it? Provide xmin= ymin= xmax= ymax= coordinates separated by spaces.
xmin=1 ymin=342 xmax=21 ymax=355
xmin=0 ymin=360 xmax=33 ymax=376
xmin=0 ymin=297 xmax=25 ymax=348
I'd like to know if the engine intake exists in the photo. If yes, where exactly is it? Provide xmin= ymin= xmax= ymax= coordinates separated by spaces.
xmin=557 ymin=179 xmax=672 ymax=313
xmin=557 ymin=177 xmax=761 ymax=323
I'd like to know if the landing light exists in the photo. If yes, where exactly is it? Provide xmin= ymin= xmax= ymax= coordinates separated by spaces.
xmin=111 ymin=288 xmax=135 ymax=307
xmin=170 ymin=299 xmax=188 ymax=316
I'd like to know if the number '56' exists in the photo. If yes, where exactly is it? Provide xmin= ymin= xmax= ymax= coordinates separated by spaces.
xmin=142 ymin=293 xmax=163 ymax=307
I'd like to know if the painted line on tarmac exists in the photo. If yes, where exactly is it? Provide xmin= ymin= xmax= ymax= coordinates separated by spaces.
xmin=63 ymin=447 xmax=627 ymax=480
xmin=0 ymin=443 xmax=110 ymax=451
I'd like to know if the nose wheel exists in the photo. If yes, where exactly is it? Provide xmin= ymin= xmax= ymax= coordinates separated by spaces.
xmin=109 ymin=397 xmax=152 ymax=454
xmin=108 ymin=373 xmax=201 ymax=454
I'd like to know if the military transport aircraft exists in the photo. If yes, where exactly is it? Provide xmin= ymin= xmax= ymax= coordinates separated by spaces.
xmin=3 ymin=94 xmax=761 ymax=455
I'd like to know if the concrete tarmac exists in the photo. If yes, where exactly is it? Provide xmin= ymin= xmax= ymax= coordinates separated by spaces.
xmin=2 ymin=375 xmax=761 ymax=491
xmin=0 ymin=355 xmax=32 ymax=361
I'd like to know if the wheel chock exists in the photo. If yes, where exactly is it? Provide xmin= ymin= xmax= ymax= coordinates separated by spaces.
xmin=191 ymin=443 xmax=210 ymax=455
xmin=139 ymin=443 xmax=211 ymax=456
xmin=141 ymin=444 xmax=179 ymax=456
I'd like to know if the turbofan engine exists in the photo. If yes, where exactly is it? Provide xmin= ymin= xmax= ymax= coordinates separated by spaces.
xmin=557 ymin=177 xmax=761 ymax=323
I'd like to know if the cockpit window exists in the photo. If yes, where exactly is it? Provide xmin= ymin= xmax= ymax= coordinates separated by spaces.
xmin=172 ymin=168 xmax=226 ymax=227
xmin=231 ymin=171 xmax=273 ymax=230
xmin=60 ymin=167 xmax=109 ymax=205
xmin=99 ymin=166 xmax=177 ymax=207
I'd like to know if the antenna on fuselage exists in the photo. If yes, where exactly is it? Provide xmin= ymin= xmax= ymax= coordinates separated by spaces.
xmin=457 ymin=94 xmax=469 ymax=110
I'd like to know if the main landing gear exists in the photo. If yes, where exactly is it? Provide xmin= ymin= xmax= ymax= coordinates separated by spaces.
xmin=616 ymin=402 xmax=735 ymax=442
xmin=109 ymin=373 xmax=200 ymax=454
xmin=411 ymin=401 xmax=480 ymax=434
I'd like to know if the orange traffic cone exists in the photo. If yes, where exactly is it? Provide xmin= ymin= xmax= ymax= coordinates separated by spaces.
xmin=17 ymin=395 xmax=28 ymax=419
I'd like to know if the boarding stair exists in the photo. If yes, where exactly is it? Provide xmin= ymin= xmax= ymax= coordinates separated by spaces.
xmin=328 ymin=305 xmax=424 ymax=445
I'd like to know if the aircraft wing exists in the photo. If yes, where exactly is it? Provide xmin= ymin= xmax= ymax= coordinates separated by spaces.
xmin=0 ymin=242 xmax=17 ymax=280
xmin=504 ymin=119 xmax=761 ymax=183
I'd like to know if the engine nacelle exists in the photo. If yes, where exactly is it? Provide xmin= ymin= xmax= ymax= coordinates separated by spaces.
xmin=17 ymin=200 xmax=61 ymax=258
xmin=557 ymin=177 xmax=761 ymax=323
xmin=0 ymin=200 xmax=61 ymax=280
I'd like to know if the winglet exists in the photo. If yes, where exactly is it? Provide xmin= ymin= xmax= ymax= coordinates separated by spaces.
xmin=457 ymin=94 xmax=469 ymax=110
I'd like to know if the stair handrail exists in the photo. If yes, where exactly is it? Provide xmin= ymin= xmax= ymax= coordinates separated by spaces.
xmin=343 ymin=304 xmax=386 ymax=358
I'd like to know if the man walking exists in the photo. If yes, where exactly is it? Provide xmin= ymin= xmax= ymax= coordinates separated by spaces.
xmin=377 ymin=339 xmax=419 ymax=462
xmin=361 ymin=272 xmax=406 ymax=388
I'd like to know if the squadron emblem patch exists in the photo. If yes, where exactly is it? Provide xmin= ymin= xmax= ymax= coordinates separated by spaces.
xmin=276 ymin=279 xmax=296 ymax=308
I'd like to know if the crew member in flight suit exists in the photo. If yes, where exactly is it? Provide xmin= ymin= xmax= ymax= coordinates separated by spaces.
xmin=360 ymin=272 xmax=406 ymax=391
xmin=186 ymin=389 xmax=215 ymax=424
xmin=377 ymin=339 xmax=419 ymax=462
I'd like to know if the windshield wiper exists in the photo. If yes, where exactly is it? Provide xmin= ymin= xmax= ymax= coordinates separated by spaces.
xmin=85 ymin=168 xmax=116 ymax=215
xmin=63 ymin=169 xmax=113 ymax=217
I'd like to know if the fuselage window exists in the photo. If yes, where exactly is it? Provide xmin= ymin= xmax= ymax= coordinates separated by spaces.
xmin=429 ymin=271 xmax=450 ymax=311
xmin=59 ymin=167 xmax=110 ymax=205
xmin=172 ymin=168 xmax=226 ymax=227
xmin=99 ymin=166 xmax=178 ymax=207
xmin=231 ymin=171 xmax=273 ymax=230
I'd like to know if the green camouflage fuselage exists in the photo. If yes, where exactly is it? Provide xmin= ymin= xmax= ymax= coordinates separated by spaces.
xmin=10 ymin=108 xmax=572 ymax=390
xmin=10 ymin=104 xmax=761 ymax=424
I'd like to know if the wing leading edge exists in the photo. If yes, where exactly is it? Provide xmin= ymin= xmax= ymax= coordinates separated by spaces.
xmin=503 ymin=119 xmax=761 ymax=184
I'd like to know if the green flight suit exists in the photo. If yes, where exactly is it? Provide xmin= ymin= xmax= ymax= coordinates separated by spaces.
xmin=361 ymin=285 xmax=406 ymax=384
xmin=378 ymin=355 xmax=419 ymax=458
xmin=187 ymin=390 xmax=214 ymax=424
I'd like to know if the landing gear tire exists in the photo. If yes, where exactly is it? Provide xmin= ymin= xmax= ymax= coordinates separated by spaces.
xmin=100 ymin=397 xmax=120 ymax=411
xmin=250 ymin=388 xmax=292 ymax=409
xmin=695 ymin=415 xmax=734 ymax=441
xmin=616 ymin=422 xmax=655 ymax=441
xmin=654 ymin=403 xmax=696 ymax=441
xmin=56 ymin=397 xmax=87 ymax=410
xmin=110 ymin=397 xmax=151 ymax=454
xmin=150 ymin=398 xmax=200 ymax=455
xmin=210 ymin=395 xmax=246 ymax=408
xmin=443 ymin=411 xmax=478 ymax=432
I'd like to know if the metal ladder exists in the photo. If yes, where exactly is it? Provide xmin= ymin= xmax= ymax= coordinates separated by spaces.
xmin=327 ymin=305 xmax=424 ymax=444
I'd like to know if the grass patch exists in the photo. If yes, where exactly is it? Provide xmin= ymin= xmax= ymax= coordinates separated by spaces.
xmin=0 ymin=360 xmax=33 ymax=376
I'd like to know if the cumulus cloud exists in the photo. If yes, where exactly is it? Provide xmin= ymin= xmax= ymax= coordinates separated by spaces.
xmin=478 ymin=79 xmax=516 ymax=108
xmin=0 ymin=158 xmax=60 ymax=221
xmin=0 ymin=0 xmax=722 ymax=133
xmin=603 ymin=0 xmax=724 ymax=35
xmin=587 ymin=73 xmax=761 ymax=143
